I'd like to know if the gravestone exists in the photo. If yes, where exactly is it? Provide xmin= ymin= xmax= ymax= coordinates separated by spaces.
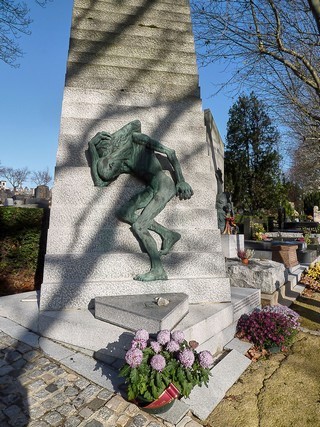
xmin=4 ymin=198 xmax=14 ymax=206
xmin=35 ymin=185 xmax=50 ymax=200
xmin=40 ymin=0 xmax=231 ymax=310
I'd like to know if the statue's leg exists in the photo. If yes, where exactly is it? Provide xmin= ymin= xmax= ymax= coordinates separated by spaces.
xmin=117 ymin=188 xmax=181 ymax=255
xmin=116 ymin=187 xmax=154 ymax=225
xmin=131 ymin=174 xmax=176 ymax=281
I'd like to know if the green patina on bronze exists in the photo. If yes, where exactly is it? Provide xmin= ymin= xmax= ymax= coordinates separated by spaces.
xmin=88 ymin=120 xmax=193 ymax=282
xmin=215 ymin=168 xmax=235 ymax=234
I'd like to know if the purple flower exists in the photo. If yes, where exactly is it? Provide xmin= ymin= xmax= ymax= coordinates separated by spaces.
xmin=131 ymin=339 xmax=147 ymax=350
xmin=166 ymin=340 xmax=180 ymax=353
xmin=157 ymin=330 xmax=171 ymax=345
xmin=150 ymin=341 xmax=162 ymax=353
xmin=125 ymin=348 xmax=143 ymax=368
xmin=135 ymin=329 xmax=149 ymax=341
xmin=178 ymin=349 xmax=195 ymax=368
xmin=198 ymin=351 xmax=214 ymax=369
xmin=150 ymin=354 xmax=166 ymax=372
xmin=172 ymin=330 xmax=185 ymax=343
xmin=236 ymin=307 xmax=298 ymax=350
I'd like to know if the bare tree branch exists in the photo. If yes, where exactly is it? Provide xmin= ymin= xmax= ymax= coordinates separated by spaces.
xmin=0 ymin=166 xmax=30 ymax=190
xmin=192 ymin=0 xmax=320 ymax=137
xmin=0 ymin=0 xmax=52 ymax=67
xmin=31 ymin=167 xmax=52 ymax=186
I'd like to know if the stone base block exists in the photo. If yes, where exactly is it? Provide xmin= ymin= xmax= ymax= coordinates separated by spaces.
xmin=94 ymin=293 xmax=189 ymax=333
xmin=221 ymin=234 xmax=244 ymax=258
xmin=226 ymin=259 xmax=286 ymax=294
xmin=40 ymin=277 xmax=231 ymax=310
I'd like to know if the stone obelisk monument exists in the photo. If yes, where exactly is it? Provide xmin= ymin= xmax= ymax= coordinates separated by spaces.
xmin=40 ymin=0 xmax=231 ymax=310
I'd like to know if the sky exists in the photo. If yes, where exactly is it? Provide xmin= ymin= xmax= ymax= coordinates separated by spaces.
xmin=0 ymin=0 xmax=235 ymax=188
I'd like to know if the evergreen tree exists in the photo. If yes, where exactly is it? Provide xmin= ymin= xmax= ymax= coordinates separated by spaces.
xmin=224 ymin=92 xmax=282 ymax=214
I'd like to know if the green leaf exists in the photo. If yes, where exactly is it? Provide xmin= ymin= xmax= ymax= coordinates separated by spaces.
xmin=119 ymin=364 xmax=130 ymax=378
xmin=129 ymin=368 xmax=138 ymax=383
xmin=155 ymin=372 xmax=162 ymax=388
xmin=185 ymin=369 xmax=193 ymax=382
xmin=127 ymin=385 xmax=136 ymax=401
xmin=144 ymin=390 xmax=153 ymax=402
xmin=150 ymin=378 xmax=159 ymax=399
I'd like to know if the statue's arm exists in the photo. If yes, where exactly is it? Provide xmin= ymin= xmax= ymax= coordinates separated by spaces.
xmin=133 ymin=132 xmax=193 ymax=200
xmin=88 ymin=133 xmax=112 ymax=187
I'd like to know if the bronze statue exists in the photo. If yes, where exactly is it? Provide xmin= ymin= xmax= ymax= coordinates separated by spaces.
xmin=88 ymin=120 xmax=193 ymax=282
xmin=215 ymin=168 xmax=235 ymax=234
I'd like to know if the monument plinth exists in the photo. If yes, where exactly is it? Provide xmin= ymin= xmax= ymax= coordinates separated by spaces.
xmin=40 ymin=0 xmax=231 ymax=311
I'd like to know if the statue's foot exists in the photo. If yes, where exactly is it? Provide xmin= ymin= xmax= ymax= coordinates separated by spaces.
xmin=134 ymin=269 xmax=168 ymax=282
xmin=160 ymin=231 xmax=181 ymax=256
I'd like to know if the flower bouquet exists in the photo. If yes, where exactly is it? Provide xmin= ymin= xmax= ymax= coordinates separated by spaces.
xmin=236 ymin=305 xmax=300 ymax=352
xmin=252 ymin=222 xmax=265 ymax=241
xmin=119 ymin=329 xmax=214 ymax=408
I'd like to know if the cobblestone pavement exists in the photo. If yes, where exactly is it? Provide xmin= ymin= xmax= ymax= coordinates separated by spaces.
xmin=0 ymin=330 xmax=199 ymax=427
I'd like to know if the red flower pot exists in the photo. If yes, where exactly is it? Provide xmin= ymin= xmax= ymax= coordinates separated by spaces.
xmin=136 ymin=383 xmax=180 ymax=414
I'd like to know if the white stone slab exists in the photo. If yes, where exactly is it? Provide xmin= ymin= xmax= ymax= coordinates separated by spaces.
xmin=60 ymin=351 xmax=123 ymax=391
xmin=175 ymin=303 xmax=233 ymax=345
xmin=183 ymin=349 xmax=251 ymax=420
xmin=0 ymin=291 xmax=39 ymax=333
xmin=42 ymin=252 xmax=226 ymax=283
xmin=0 ymin=316 xmax=39 ymax=348
xmin=40 ymin=276 xmax=231 ymax=310
xmin=39 ymin=337 xmax=75 ymax=361
xmin=95 ymin=293 xmax=189 ymax=333
xmin=221 ymin=234 xmax=244 ymax=258
xmin=224 ymin=337 xmax=252 ymax=354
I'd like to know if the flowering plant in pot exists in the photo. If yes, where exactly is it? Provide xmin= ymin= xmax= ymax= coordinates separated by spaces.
xmin=237 ymin=249 xmax=254 ymax=264
xmin=236 ymin=305 xmax=300 ymax=352
xmin=119 ymin=329 xmax=214 ymax=411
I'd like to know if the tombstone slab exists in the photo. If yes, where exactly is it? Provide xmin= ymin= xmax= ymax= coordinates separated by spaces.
xmin=95 ymin=293 xmax=189 ymax=333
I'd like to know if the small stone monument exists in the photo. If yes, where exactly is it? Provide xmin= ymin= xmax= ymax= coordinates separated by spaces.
xmin=35 ymin=185 xmax=50 ymax=200
xmin=314 ymin=206 xmax=320 ymax=223
xmin=4 ymin=198 xmax=14 ymax=206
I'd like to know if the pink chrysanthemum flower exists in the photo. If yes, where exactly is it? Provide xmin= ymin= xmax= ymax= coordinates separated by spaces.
xmin=178 ymin=349 xmax=195 ymax=368
xmin=172 ymin=330 xmax=185 ymax=343
xmin=150 ymin=341 xmax=162 ymax=353
xmin=131 ymin=339 xmax=147 ymax=350
xmin=150 ymin=354 xmax=166 ymax=372
xmin=135 ymin=329 xmax=149 ymax=341
xmin=166 ymin=340 xmax=180 ymax=353
xmin=157 ymin=329 xmax=171 ymax=345
xmin=125 ymin=348 xmax=143 ymax=368
xmin=198 ymin=351 xmax=214 ymax=369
